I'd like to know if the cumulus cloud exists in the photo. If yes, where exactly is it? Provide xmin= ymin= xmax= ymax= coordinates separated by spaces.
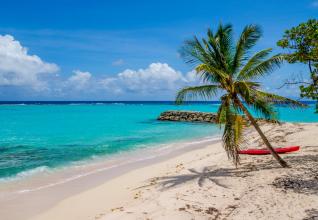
xmin=99 ymin=77 xmax=123 ymax=94
xmin=66 ymin=70 xmax=92 ymax=90
xmin=50 ymin=63 xmax=198 ymax=98
xmin=56 ymin=63 xmax=200 ymax=99
xmin=0 ymin=33 xmax=200 ymax=99
xmin=0 ymin=35 xmax=59 ymax=90
xmin=0 ymin=38 xmax=200 ymax=100
xmin=101 ymin=63 xmax=198 ymax=94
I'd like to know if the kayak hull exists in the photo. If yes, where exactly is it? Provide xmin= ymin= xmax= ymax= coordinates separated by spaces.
xmin=238 ymin=146 xmax=300 ymax=155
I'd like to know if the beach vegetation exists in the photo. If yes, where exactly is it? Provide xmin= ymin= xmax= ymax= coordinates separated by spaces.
xmin=277 ymin=19 xmax=318 ymax=113
xmin=176 ymin=23 xmax=304 ymax=167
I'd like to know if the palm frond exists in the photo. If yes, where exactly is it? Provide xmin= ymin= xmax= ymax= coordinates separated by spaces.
xmin=195 ymin=63 xmax=228 ymax=84
xmin=216 ymin=94 xmax=231 ymax=124
xmin=248 ymin=98 xmax=277 ymax=120
xmin=175 ymin=85 xmax=220 ymax=104
xmin=253 ymin=90 xmax=307 ymax=108
xmin=177 ymin=23 xmax=294 ymax=167
xmin=235 ymin=87 xmax=278 ymax=120
xmin=244 ymin=81 xmax=261 ymax=88
xmin=237 ymin=54 xmax=284 ymax=81
xmin=202 ymin=38 xmax=218 ymax=66
xmin=234 ymin=81 xmax=253 ymax=102
xmin=222 ymin=105 xmax=245 ymax=166
xmin=232 ymin=25 xmax=262 ymax=73
xmin=207 ymin=31 xmax=224 ymax=68
xmin=180 ymin=37 xmax=211 ymax=65
xmin=180 ymin=36 xmax=222 ymax=71
xmin=234 ymin=82 xmax=271 ymax=119
xmin=236 ymin=48 xmax=272 ymax=80
xmin=215 ymin=23 xmax=234 ymax=70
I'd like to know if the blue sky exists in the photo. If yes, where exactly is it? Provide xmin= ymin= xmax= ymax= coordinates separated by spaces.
xmin=0 ymin=0 xmax=317 ymax=100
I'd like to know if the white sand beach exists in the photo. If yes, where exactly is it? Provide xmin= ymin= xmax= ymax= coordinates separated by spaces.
xmin=2 ymin=122 xmax=314 ymax=220
xmin=1 ymin=2 xmax=317 ymax=220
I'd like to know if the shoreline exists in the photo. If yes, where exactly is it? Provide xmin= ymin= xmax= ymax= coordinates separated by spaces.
xmin=1 ymin=122 xmax=318 ymax=220
xmin=35 ymin=122 xmax=318 ymax=220
xmin=0 ymin=135 xmax=221 ymax=220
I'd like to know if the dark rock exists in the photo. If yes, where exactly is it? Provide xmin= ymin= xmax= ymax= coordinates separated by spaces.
xmin=157 ymin=111 xmax=218 ymax=123
xmin=157 ymin=110 xmax=279 ymax=124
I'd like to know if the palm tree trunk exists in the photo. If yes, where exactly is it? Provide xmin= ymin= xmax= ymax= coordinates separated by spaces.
xmin=236 ymin=99 xmax=289 ymax=168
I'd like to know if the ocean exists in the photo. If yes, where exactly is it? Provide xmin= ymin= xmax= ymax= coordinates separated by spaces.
xmin=1 ymin=101 xmax=318 ymax=181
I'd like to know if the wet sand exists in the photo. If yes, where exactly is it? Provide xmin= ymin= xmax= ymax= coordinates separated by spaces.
xmin=1 ymin=122 xmax=318 ymax=220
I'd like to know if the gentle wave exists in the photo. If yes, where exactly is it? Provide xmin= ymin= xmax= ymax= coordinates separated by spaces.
xmin=1 ymin=102 xmax=317 ymax=190
xmin=0 ymin=166 xmax=51 ymax=183
xmin=4 ymin=136 xmax=221 ymax=194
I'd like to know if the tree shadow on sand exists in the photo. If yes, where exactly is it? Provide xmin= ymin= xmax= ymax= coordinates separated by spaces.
xmin=155 ymin=166 xmax=250 ymax=190
xmin=138 ymin=145 xmax=318 ymax=194
xmin=156 ymin=147 xmax=318 ymax=193
xmin=236 ymin=147 xmax=318 ymax=195
xmin=153 ymin=153 xmax=299 ymax=191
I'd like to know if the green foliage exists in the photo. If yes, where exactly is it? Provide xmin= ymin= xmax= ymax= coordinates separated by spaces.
xmin=277 ymin=19 xmax=318 ymax=63
xmin=277 ymin=19 xmax=318 ymax=112
xmin=177 ymin=23 xmax=304 ymax=165
xmin=175 ymin=85 xmax=220 ymax=104
xmin=299 ymin=74 xmax=318 ymax=113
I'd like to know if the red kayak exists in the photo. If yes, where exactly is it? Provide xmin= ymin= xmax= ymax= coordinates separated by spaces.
xmin=238 ymin=146 xmax=300 ymax=155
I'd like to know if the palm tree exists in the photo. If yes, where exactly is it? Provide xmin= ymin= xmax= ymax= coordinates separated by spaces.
xmin=176 ymin=24 xmax=304 ymax=168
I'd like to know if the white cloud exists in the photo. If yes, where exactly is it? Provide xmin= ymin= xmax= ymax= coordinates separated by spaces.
xmin=99 ymin=77 xmax=123 ymax=94
xmin=67 ymin=70 xmax=92 ymax=90
xmin=100 ymin=63 xmax=198 ymax=94
xmin=0 ymin=35 xmax=59 ymax=90
xmin=112 ymin=59 xmax=124 ymax=66
xmin=184 ymin=70 xmax=198 ymax=82
xmin=47 ymin=63 xmax=198 ymax=99
xmin=0 ymin=41 xmax=200 ymax=99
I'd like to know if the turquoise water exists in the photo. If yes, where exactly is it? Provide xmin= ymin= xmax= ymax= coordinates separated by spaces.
xmin=0 ymin=102 xmax=318 ymax=180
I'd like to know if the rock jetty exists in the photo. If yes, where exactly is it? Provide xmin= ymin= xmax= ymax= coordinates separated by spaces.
xmin=157 ymin=110 xmax=280 ymax=124
xmin=157 ymin=111 xmax=218 ymax=123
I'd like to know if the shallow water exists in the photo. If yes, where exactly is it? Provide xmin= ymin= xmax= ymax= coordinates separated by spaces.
xmin=0 ymin=101 xmax=317 ymax=180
